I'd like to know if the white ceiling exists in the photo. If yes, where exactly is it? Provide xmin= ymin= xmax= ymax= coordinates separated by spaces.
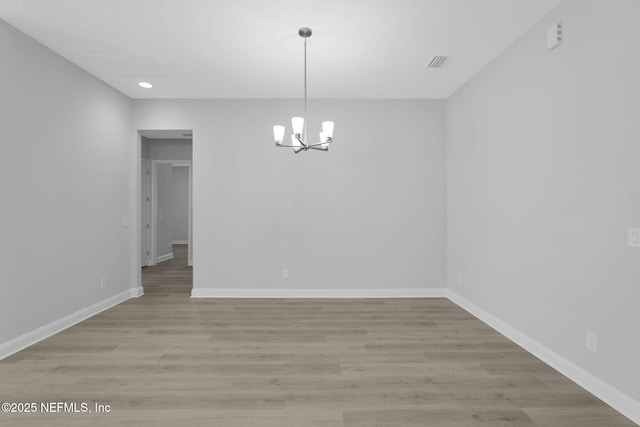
xmin=0 ymin=0 xmax=562 ymax=99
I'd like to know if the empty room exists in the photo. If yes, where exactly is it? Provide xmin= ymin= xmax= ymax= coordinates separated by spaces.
xmin=1 ymin=0 xmax=639 ymax=426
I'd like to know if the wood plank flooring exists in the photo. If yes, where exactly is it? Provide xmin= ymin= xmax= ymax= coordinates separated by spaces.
xmin=0 ymin=245 xmax=635 ymax=426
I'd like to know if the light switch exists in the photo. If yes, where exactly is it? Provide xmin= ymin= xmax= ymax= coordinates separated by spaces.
xmin=628 ymin=228 xmax=640 ymax=248
xmin=547 ymin=21 xmax=563 ymax=50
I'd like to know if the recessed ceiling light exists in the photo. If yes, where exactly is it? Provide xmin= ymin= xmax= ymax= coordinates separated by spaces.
xmin=138 ymin=81 xmax=153 ymax=89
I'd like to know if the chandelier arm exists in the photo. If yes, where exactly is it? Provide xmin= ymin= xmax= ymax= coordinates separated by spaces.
xmin=307 ymin=145 xmax=329 ymax=151
xmin=306 ymin=140 xmax=332 ymax=148
xmin=295 ymin=134 xmax=308 ymax=148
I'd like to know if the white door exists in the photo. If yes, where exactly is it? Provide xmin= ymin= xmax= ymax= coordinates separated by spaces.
xmin=141 ymin=159 xmax=152 ymax=266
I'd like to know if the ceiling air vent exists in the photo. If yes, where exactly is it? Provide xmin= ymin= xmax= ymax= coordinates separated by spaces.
xmin=426 ymin=55 xmax=449 ymax=68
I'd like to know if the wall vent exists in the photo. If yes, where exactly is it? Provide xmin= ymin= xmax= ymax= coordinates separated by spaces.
xmin=426 ymin=55 xmax=449 ymax=68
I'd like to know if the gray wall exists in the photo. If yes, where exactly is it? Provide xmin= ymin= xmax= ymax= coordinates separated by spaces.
xmin=171 ymin=166 xmax=190 ymax=243
xmin=0 ymin=19 xmax=133 ymax=343
xmin=447 ymin=0 xmax=640 ymax=402
xmin=133 ymin=99 xmax=447 ymax=292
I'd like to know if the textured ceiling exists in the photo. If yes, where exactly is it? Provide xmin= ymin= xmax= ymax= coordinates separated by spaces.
xmin=0 ymin=0 xmax=562 ymax=99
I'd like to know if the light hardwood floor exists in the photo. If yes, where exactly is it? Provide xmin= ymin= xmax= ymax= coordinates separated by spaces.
xmin=0 ymin=245 xmax=635 ymax=426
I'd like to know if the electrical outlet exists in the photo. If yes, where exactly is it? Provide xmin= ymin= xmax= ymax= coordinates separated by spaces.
xmin=100 ymin=277 xmax=107 ymax=289
xmin=458 ymin=274 xmax=463 ymax=284
xmin=282 ymin=269 xmax=289 ymax=279
xmin=586 ymin=332 xmax=597 ymax=352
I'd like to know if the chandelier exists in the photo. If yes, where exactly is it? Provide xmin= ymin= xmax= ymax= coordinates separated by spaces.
xmin=273 ymin=27 xmax=334 ymax=153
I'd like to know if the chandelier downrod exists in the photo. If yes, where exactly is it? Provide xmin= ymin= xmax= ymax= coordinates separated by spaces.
xmin=303 ymin=29 xmax=308 ymax=144
xmin=273 ymin=27 xmax=334 ymax=154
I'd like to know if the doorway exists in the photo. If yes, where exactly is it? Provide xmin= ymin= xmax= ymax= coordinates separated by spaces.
xmin=138 ymin=130 xmax=193 ymax=294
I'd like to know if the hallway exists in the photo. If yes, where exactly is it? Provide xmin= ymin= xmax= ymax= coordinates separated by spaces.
xmin=142 ymin=244 xmax=192 ymax=297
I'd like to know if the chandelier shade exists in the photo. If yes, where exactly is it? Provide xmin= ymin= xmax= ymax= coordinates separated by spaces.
xmin=273 ymin=28 xmax=334 ymax=153
xmin=273 ymin=125 xmax=285 ymax=145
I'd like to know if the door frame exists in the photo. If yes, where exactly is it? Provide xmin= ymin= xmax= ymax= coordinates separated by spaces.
xmin=141 ymin=159 xmax=152 ymax=267
xmin=135 ymin=130 xmax=194 ymax=296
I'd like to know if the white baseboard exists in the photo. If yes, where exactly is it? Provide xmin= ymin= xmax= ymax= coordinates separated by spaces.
xmin=191 ymin=287 xmax=447 ymax=298
xmin=156 ymin=252 xmax=174 ymax=263
xmin=172 ymin=240 xmax=188 ymax=245
xmin=445 ymin=289 xmax=640 ymax=425
xmin=0 ymin=287 xmax=142 ymax=361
